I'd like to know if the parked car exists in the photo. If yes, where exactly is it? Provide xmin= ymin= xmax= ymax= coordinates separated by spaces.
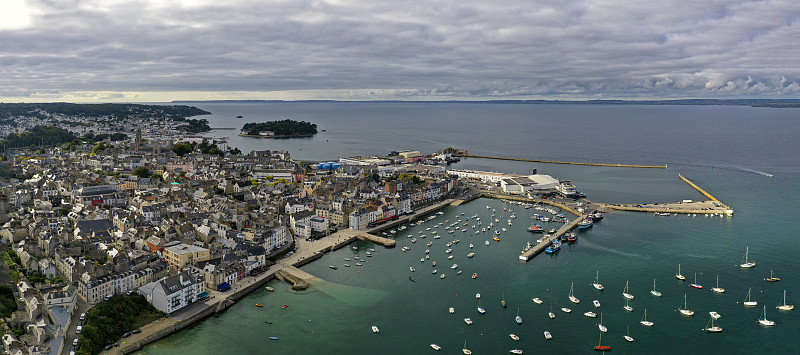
xmin=76 ymin=325 xmax=82 ymax=334
xmin=123 ymin=332 xmax=131 ymax=338
xmin=73 ymin=338 xmax=79 ymax=346
xmin=132 ymin=329 xmax=142 ymax=334
xmin=79 ymin=313 xmax=86 ymax=321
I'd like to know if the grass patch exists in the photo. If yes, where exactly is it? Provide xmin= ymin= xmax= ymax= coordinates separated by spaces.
xmin=77 ymin=294 xmax=164 ymax=355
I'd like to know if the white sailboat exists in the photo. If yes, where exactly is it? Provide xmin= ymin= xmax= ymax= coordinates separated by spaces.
xmin=624 ymin=298 xmax=633 ymax=312
xmin=624 ymin=326 xmax=635 ymax=342
xmin=593 ymin=270 xmax=604 ymax=291
xmin=743 ymin=287 xmax=758 ymax=306
xmin=679 ymin=293 xmax=694 ymax=316
xmin=622 ymin=280 xmax=634 ymax=300
xmin=650 ymin=278 xmax=662 ymax=297
xmin=711 ymin=274 xmax=725 ymax=293
xmin=758 ymin=305 xmax=775 ymax=326
xmin=598 ymin=313 xmax=608 ymax=332
xmin=569 ymin=282 xmax=580 ymax=303
xmin=777 ymin=290 xmax=794 ymax=311
xmin=462 ymin=340 xmax=472 ymax=354
xmin=705 ymin=315 xmax=722 ymax=333
xmin=740 ymin=246 xmax=756 ymax=268
xmin=640 ymin=309 xmax=653 ymax=326
xmin=676 ymin=264 xmax=685 ymax=280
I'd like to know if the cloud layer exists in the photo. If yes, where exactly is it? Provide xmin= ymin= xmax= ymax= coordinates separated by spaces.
xmin=2 ymin=0 xmax=800 ymax=101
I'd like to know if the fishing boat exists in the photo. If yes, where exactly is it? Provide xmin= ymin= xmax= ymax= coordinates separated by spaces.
xmin=676 ymin=264 xmax=686 ymax=280
xmin=740 ymin=246 xmax=756 ymax=268
xmin=545 ymin=240 xmax=561 ymax=254
xmin=705 ymin=316 xmax=722 ymax=333
xmin=544 ymin=331 xmax=552 ymax=340
xmin=777 ymin=290 xmax=794 ymax=311
xmin=758 ymin=305 xmax=775 ymax=326
xmin=765 ymin=270 xmax=781 ymax=282
xmin=584 ymin=311 xmax=597 ymax=317
xmin=593 ymin=300 xmax=601 ymax=308
xmin=532 ymin=298 xmax=543 ymax=304
xmin=372 ymin=325 xmax=380 ymax=333
xmin=527 ymin=225 xmax=544 ymax=233
xmin=509 ymin=333 xmax=520 ymax=341
xmin=690 ymin=273 xmax=703 ymax=289
xmin=598 ymin=313 xmax=607 ymax=332
xmin=593 ymin=270 xmax=605 ymax=291
xmin=464 ymin=318 xmax=473 ymax=325
xmin=578 ymin=220 xmax=593 ymax=230
xmin=651 ymin=279 xmax=662 ymax=296
xmin=679 ymin=293 xmax=695 ymax=316
xmin=472 ymin=273 xmax=478 ymax=279
xmin=561 ymin=307 xmax=572 ymax=313
xmin=640 ymin=309 xmax=653 ymax=326
xmin=743 ymin=287 xmax=757 ymax=306
xmin=622 ymin=280 xmax=634 ymax=299
xmin=569 ymin=282 xmax=580 ymax=303
xmin=709 ymin=311 xmax=721 ymax=319
xmin=624 ymin=298 xmax=633 ymax=312
xmin=501 ymin=293 xmax=508 ymax=308
xmin=566 ymin=234 xmax=578 ymax=243
xmin=624 ymin=326 xmax=635 ymax=342
xmin=711 ymin=275 xmax=725 ymax=293
xmin=593 ymin=332 xmax=611 ymax=351
xmin=449 ymin=307 xmax=455 ymax=314
xmin=430 ymin=344 xmax=441 ymax=351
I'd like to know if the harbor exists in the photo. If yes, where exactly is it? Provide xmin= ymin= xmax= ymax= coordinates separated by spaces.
xmin=454 ymin=153 xmax=668 ymax=169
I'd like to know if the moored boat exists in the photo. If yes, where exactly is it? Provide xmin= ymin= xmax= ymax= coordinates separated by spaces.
xmin=532 ymin=297 xmax=543 ymax=304
xmin=777 ymin=290 xmax=794 ymax=311
xmin=743 ymin=287 xmax=757 ymax=306
xmin=569 ymin=282 xmax=580 ymax=303
xmin=593 ymin=332 xmax=611 ymax=352
xmin=765 ymin=269 xmax=780 ymax=282
xmin=509 ymin=333 xmax=520 ymax=341
xmin=676 ymin=264 xmax=685 ymax=280
xmin=464 ymin=318 xmax=473 ymax=325
xmin=622 ymin=280 xmax=634 ymax=299
xmin=372 ymin=325 xmax=380 ymax=333
xmin=430 ymin=344 xmax=441 ymax=351
xmin=740 ymin=246 xmax=756 ymax=268
xmin=593 ymin=270 xmax=604 ymax=291
xmin=712 ymin=275 xmax=725 ymax=293
xmin=758 ymin=305 xmax=775 ymax=326
xmin=690 ymin=273 xmax=702 ymax=289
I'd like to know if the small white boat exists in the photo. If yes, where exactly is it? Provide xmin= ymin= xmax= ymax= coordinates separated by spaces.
xmin=593 ymin=270 xmax=604 ymax=291
xmin=758 ymin=305 xmax=775 ymax=326
xmin=651 ymin=278 xmax=662 ymax=297
xmin=679 ymin=293 xmax=695 ymax=316
xmin=743 ymin=287 xmax=758 ymax=306
xmin=598 ymin=313 xmax=608 ymax=332
xmin=709 ymin=311 xmax=721 ymax=319
xmin=676 ymin=264 xmax=685 ymax=280
xmin=509 ymin=333 xmax=520 ymax=341
xmin=467 ymin=252 xmax=475 ymax=258
xmin=485 ymin=240 xmax=490 ymax=246
xmin=509 ymin=350 xmax=523 ymax=355
xmin=432 ymin=269 xmax=437 ymax=274
xmin=265 ymin=287 xmax=274 ymax=291
xmin=409 ymin=267 xmax=415 ymax=272
xmin=593 ymin=300 xmax=601 ymax=308
xmin=372 ymin=325 xmax=379 ymax=333
xmin=640 ymin=309 xmax=654 ymax=326
xmin=544 ymin=331 xmax=552 ymax=340
xmin=561 ymin=307 xmax=571 ymax=313
xmin=440 ymin=274 xmax=445 ymax=279
xmin=477 ymin=307 xmax=485 ymax=314
xmin=584 ymin=311 xmax=597 ymax=317
xmin=711 ymin=275 xmax=725 ymax=293
xmin=464 ymin=318 xmax=473 ymax=325
xmin=457 ymin=270 xmax=462 ymax=275
xmin=777 ymin=290 xmax=795 ymax=311
xmin=469 ymin=243 xmax=474 ymax=248
xmin=548 ymin=311 xmax=555 ymax=319
xmin=432 ymin=261 xmax=436 ymax=266
xmin=624 ymin=326 xmax=635 ymax=342
xmin=451 ymin=264 xmax=458 ymax=269
xmin=448 ymin=255 xmax=454 ymax=260
xmin=532 ymin=298 xmax=543 ymax=304
xmin=706 ymin=316 xmax=722 ymax=333
xmin=622 ymin=280 xmax=634 ymax=300
xmin=569 ymin=282 xmax=580 ymax=304
xmin=430 ymin=344 xmax=441 ymax=351
xmin=624 ymin=298 xmax=633 ymax=312
xmin=740 ymin=246 xmax=756 ymax=268
xmin=449 ymin=307 xmax=455 ymax=314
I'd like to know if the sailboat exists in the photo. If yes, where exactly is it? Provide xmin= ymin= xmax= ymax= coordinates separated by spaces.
xmin=679 ymin=293 xmax=695 ymax=316
xmin=705 ymin=315 xmax=722 ymax=333
xmin=598 ymin=313 xmax=607 ymax=332
xmin=740 ymin=246 xmax=756 ymax=268
xmin=711 ymin=275 xmax=725 ymax=293
xmin=593 ymin=270 xmax=605 ymax=291
xmin=624 ymin=326 xmax=635 ymax=342
xmin=462 ymin=340 xmax=472 ymax=354
xmin=765 ymin=270 xmax=780 ymax=282
xmin=777 ymin=290 xmax=794 ymax=311
xmin=640 ymin=309 xmax=654 ymax=326
xmin=743 ymin=287 xmax=757 ymax=306
xmin=624 ymin=298 xmax=633 ymax=312
xmin=690 ymin=273 xmax=702 ymax=289
xmin=569 ymin=282 xmax=580 ymax=303
xmin=622 ymin=280 xmax=634 ymax=299
xmin=593 ymin=331 xmax=611 ymax=351
xmin=676 ymin=264 xmax=685 ymax=280
xmin=650 ymin=279 xmax=662 ymax=297
xmin=515 ymin=307 xmax=523 ymax=324
xmin=501 ymin=293 xmax=508 ymax=308
xmin=758 ymin=305 xmax=775 ymax=326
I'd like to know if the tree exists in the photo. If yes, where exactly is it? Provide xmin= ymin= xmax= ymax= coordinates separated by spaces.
xmin=171 ymin=142 xmax=193 ymax=156
xmin=131 ymin=167 xmax=151 ymax=178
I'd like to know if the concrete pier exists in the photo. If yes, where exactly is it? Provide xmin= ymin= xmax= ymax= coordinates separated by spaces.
xmin=455 ymin=154 xmax=667 ymax=169
xmin=519 ymin=214 xmax=588 ymax=262
xmin=275 ymin=266 xmax=316 ymax=290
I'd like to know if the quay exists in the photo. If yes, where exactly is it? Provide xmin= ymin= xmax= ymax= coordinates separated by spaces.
xmin=603 ymin=174 xmax=733 ymax=215
xmin=454 ymin=153 xmax=667 ymax=169
xmin=275 ymin=266 xmax=316 ymax=290
xmin=518 ymin=214 xmax=588 ymax=262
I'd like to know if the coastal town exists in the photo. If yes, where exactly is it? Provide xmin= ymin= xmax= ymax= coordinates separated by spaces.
xmin=0 ymin=104 xmax=734 ymax=355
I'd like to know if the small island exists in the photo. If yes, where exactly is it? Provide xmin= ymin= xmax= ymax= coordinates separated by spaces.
xmin=240 ymin=119 xmax=318 ymax=138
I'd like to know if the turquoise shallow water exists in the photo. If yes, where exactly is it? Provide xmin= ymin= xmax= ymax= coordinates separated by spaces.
xmin=140 ymin=103 xmax=799 ymax=354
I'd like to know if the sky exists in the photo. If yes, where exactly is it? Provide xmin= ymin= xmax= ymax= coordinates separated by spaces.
xmin=1 ymin=0 xmax=800 ymax=102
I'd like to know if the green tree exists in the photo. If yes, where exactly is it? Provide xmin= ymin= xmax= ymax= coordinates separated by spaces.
xmin=131 ymin=167 xmax=151 ymax=178
xmin=170 ymin=142 xmax=193 ymax=156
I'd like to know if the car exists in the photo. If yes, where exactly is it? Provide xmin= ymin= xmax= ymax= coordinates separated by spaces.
xmin=76 ymin=325 xmax=82 ymax=334
xmin=114 ymin=343 xmax=120 ymax=347
xmin=104 ymin=345 xmax=113 ymax=351
xmin=79 ymin=313 xmax=86 ymax=321
xmin=132 ymin=329 xmax=142 ymax=334
xmin=73 ymin=338 xmax=79 ymax=346
xmin=123 ymin=332 xmax=131 ymax=338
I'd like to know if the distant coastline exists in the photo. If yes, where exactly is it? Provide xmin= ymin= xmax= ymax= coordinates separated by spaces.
xmin=172 ymin=98 xmax=800 ymax=108
xmin=238 ymin=133 xmax=315 ymax=139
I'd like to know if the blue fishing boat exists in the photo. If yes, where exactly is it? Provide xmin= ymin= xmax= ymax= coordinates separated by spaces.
xmin=577 ymin=220 xmax=593 ymax=229
xmin=545 ymin=240 xmax=561 ymax=254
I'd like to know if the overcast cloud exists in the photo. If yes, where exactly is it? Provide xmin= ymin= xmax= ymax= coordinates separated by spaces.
xmin=1 ymin=0 xmax=800 ymax=101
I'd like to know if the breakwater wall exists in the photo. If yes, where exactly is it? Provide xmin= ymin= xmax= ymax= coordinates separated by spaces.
xmin=455 ymin=154 xmax=667 ymax=169
xmin=679 ymin=174 xmax=720 ymax=202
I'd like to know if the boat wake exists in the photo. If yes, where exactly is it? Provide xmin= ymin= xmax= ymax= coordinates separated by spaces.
xmin=667 ymin=162 xmax=774 ymax=177
xmin=582 ymin=242 xmax=644 ymax=259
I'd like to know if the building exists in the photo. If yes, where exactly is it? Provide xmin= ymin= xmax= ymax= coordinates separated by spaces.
xmin=163 ymin=243 xmax=211 ymax=269
xmin=143 ymin=271 xmax=205 ymax=314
